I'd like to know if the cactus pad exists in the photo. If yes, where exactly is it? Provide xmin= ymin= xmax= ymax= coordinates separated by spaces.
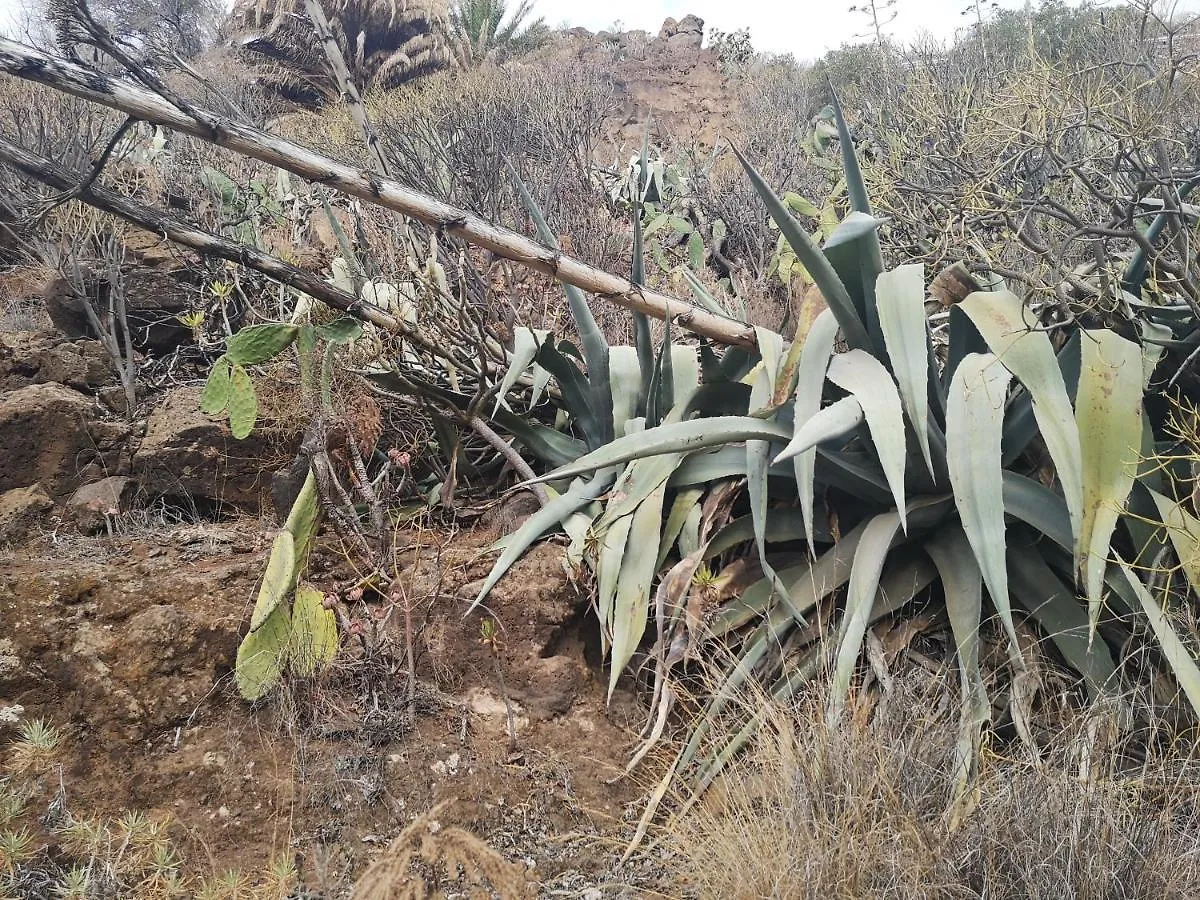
xmin=226 ymin=323 xmax=300 ymax=366
xmin=228 ymin=364 xmax=258 ymax=439
xmin=200 ymin=355 xmax=233 ymax=415
xmin=289 ymin=583 xmax=338 ymax=677
xmin=235 ymin=602 xmax=291 ymax=701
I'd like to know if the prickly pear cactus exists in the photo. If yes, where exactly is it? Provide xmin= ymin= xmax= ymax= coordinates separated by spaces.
xmin=200 ymin=355 xmax=233 ymax=415
xmin=225 ymin=323 xmax=300 ymax=365
xmin=227 ymin=364 xmax=258 ymax=439
xmin=235 ymin=472 xmax=338 ymax=700
xmin=235 ymin=602 xmax=292 ymax=701
xmin=289 ymin=583 xmax=338 ymax=677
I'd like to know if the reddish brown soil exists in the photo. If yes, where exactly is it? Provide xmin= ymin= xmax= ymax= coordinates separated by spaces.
xmin=0 ymin=519 xmax=671 ymax=895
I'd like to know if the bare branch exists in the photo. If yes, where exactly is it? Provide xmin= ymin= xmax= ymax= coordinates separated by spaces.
xmin=0 ymin=37 xmax=758 ymax=349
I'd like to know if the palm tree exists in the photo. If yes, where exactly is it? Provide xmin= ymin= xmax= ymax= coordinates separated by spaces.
xmin=447 ymin=0 xmax=549 ymax=67
xmin=226 ymin=0 xmax=452 ymax=104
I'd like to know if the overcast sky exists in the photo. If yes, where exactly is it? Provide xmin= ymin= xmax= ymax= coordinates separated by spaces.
xmin=0 ymin=0 xmax=1197 ymax=57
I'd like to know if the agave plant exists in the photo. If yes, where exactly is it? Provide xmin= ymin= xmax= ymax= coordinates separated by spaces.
xmin=405 ymin=93 xmax=1200 ymax=829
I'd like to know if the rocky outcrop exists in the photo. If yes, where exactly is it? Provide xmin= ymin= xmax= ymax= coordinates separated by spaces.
xmin=0 ymin=383 xmax=127 ymax=499
xmin=40 ymin=272 xmax=194 ymax=355
xmin=134 ymin=385 xmax=282 ymax=511
xmin=0 ymin=332 xmax=113 ymax=395
xmin=0 ymin=485 xmax=54 ymax=543
xmin=658 ymin=15 xmax=705 ymax=51
xmin=532 ymin=15 xmax=734 ymax=150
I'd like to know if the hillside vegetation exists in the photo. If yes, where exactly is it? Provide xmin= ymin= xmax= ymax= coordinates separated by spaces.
xmin=2 ymin=0 xmax=1200 ymax=896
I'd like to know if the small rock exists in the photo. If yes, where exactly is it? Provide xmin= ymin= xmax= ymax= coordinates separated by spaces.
xmin=0 ymin=483 xmax=53 ymax=542
xmin=68 ymin=476 xmax=137 ymax=533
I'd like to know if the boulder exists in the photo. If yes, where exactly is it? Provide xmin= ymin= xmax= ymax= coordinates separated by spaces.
xmin=68 ymin=476 xmax=138 ymax=532
xmin=0 ymin=333 xmax=113 ymax=394
xmin=0 ymin=484 xmax=53 ymax=543
xmin=134 ymin=385 xmax=281 ymax=511
xmin=40 ymin=271 xmax=194 ymax=354
xmin=657 ymin=14 xmax=704 ymax=51
xmin=0 ymin=383 xmax=127 ymax=498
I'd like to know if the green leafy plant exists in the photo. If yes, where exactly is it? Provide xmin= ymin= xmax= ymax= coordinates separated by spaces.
xmin=405 ymin=93 xmax=1200 ymax=842
xmin=200 ymin=316 xmax=363 ymax=698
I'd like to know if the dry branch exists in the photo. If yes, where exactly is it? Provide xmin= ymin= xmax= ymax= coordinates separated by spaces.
xmin=0 ymin=37 xmax=759 ymax=349
xmin=0 ymin=133 xmax=467 ymax=365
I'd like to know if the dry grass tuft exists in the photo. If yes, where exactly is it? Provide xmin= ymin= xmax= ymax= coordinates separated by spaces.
xmin=660 ymin=677 xmax=1200 ymax=900
xmin=349 ymin=801 xmax=536 ymax=899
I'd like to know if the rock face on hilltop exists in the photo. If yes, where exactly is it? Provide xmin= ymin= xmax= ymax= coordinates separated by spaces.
xmin=532 ymin=15 xmax=736 ymax=151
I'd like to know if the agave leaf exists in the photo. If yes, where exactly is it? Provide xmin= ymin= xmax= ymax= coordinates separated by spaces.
xmin=1008 ymin=539 xmax=1117 ymax=699
xmin=774 ymin=396 xmax=864 ymax=464
xmin=826 ymin=350 xmax=909 ymax=527
xmin=530 ymin=416 xmax=792 ymax=483
xmin=830 ymin=87 xmax=871 ymax=215
xmin=1076 ymin=329 xmax=1144 ymax=633
xmin=787 ymin=308 xmax=839 ymax=552
xmin=250 ymin=530 xmax=297 ymax=633
xmin=289 ymin=582 xmax=338 ymax=677
xmin=924 ymin=525 xmax=989 ymax=795
xmin=646 ymin=320 xmax=675 ymax=429
xmin=597 ymin=513 xmax=634 ymax=652
xmin=536 ymin=339 xmax=603 ymax=448
xmin=494 ymin=326 xmax=549 ymax=412
xmin=735 ymin=147 xmax=872 ymax=351
xmin=1148 ymin=489 xmax=1200 ymax=593
xmin=828 ymin=511 xmax=904 ymax=724
xmin=510 ymin=163 xmax=614 ymax=443
xmin=747 ymin=328 xmax=792 ymax=611
xmin=670 ymin=446 xmax=751 ymax=486
xmin=609 ymin=483 xmax=668 ymax=698
xmin=876 ymin=264 xmax=934 ymax=475
xmin=945 ymin=305 xmax=988 ymax=390
xmin=1140 ymin=319 xmax=1171 ymax=389
xmin=823 ymin=213 xmax=887 ymax=343
xmin=609 ymin=346 xmax=644 ymax=437
xmin=705 ymin=508 xmax=831 ymax=561
xmin=1001 ymin=472 xmax=1073 ymax=552
xmin=201 ymin=355 xmax=233 ymax=415
xmin=959 ymin=291 xmax=1083 ymax=552
xmin=1117 ymin=558 xmax=1200 ymax=718
xmin=1001 ymin=331 xmax=1081 ymax=466
xmin=235 ymin=602 xmax=292 ymax=701
xmin=1122 ymin=175 xmax=1200 ymax=297
xmin=660 ymin=488 xmax=705 ymax=569
xmin=947 ymin=352 xmax=1020 ymax=657
xmin=682 ymin=268 xmax=732 ymax=317
xmin=471 ymin=470 xmax=614 ymax=611
xmin=671 ymin=345 xmax=701 ymax=411
xmin=597 ymin=452 xmax=687 ymax=530
xmin=226 ymin=323 xmax=300 ymax=366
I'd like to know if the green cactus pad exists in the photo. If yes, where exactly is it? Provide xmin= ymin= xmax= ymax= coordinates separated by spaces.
xmin=226 ymin=323 xmax=300 ymax=366
xmin=228 ymin=364 xmax=258 ymax=439
xmin=285 ymin=470 xmax=321 ymax=564
xmin=316 ymin=317 xmax=363 ymax=345
xmin=200 ymin=355 xmax=233 ymax=415
xmin=250 ymin=530 xmax=296 ymax=633
xmin=289 ymin=583 xmax=338 ymax=677
xmin=235 ymin=602 xmax=291 ymax=701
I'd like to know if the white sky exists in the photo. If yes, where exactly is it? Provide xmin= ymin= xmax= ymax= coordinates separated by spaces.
xmin=0 ymin=0 xmax=1197 ymax=57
